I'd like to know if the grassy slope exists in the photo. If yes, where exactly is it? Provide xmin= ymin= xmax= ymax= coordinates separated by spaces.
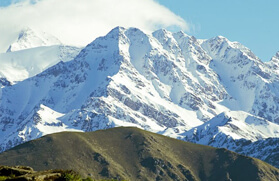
xmin=0 ymin=165 xmax=91 ymax=180
xmin=0 ymin=127 xmax=278 ymax=180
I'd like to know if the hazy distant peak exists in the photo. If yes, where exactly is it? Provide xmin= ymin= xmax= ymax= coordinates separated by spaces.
xmin=6 ymin=27 xmax=61 ymax=52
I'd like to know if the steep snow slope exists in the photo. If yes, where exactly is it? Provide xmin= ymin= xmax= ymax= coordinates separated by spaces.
xmin=6 ymin=27 xmax=61 ymax=52
xmin=202 ymin=37 xmax=279 ymax=122
xmin=0 ymin=45 xmax=81 ymax=84
xmin=151 ymin=30 xmax=228 ymax=121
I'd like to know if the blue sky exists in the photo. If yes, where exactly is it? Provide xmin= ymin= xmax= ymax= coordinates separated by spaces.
xmin=0 ymin=0 xmax=36 ymax=6
xmin=0 ymin=0 xmax=10 ymax=6
xmin=157 ymin=0 xmax=279 ymax=61
xmin=1 ymin=0 xmax=278 ymax=61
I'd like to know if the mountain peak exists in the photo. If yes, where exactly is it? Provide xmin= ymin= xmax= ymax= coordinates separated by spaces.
xmin=152 ymin=28 xmax=171 ymax=36
xmin=272 ymin=51 xmax=279 ymax=61
xmin=6 ymin=27 xmax=61 ymax=52
xmin=202 ymin=34 xmax=259 ymax=62
xmin=173 ymin=30 xmax=190 ymax=39
xmin=216 ymin=35 xmax=227 ymax=40
xmin=106 ymin=26 xmax=127 ymax=37
xmin=152 ymin=28 xmax=174 ymax=43
xmin=207 ymin=35 xmax=229 ymax=45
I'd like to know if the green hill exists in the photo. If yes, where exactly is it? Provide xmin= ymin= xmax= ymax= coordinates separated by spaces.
xmin=0 ymin=127 xmax=278 ymax=181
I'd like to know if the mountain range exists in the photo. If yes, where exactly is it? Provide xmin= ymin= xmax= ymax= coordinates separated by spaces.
xmin=1 ymin=127 xmax=279 ymax=181
xmin=0 ymin=26 xmax=279 ymax=168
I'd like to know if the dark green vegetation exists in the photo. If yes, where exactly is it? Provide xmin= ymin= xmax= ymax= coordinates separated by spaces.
xmin=0 ymin=127 xmax=279 ymax=181
xmin=0 ymin=165 xmax=93 ymax=180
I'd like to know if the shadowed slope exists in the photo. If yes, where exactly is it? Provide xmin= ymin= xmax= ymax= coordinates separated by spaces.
xmin=0 ymin=127 xmax=278 ymax=180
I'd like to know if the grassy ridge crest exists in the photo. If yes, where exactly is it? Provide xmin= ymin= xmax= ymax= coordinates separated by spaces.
xmin=0 ymin=127 xmax=278 ymax=180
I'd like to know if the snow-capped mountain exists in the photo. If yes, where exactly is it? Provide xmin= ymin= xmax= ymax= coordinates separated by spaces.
xmin=202 ymin=37 xmax=279 ymax=123
xmin=6 ymin=27 xmax=61 ymax=52
xmin=0 ymin=26 xmax=279 ymax=168
xmin=185 ymin=111 xmax=279 ymax=144
xmin=184 ymin=111 xmax=279 ymax=167
xmin=0 ymin=45 xmax=81 ymax=84
xmin=0 ymin=27 xmax=206 ymax=151
xmin=0 ymin=28 xmax=81 ymax=85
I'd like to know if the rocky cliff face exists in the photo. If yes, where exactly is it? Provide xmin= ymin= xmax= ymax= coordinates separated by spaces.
xmin=1 ymin=27 xmax=279 ymax=168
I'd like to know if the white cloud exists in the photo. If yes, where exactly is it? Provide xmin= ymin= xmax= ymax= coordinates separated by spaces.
xmin=0 ymin=0 xmax=188 ymax=51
